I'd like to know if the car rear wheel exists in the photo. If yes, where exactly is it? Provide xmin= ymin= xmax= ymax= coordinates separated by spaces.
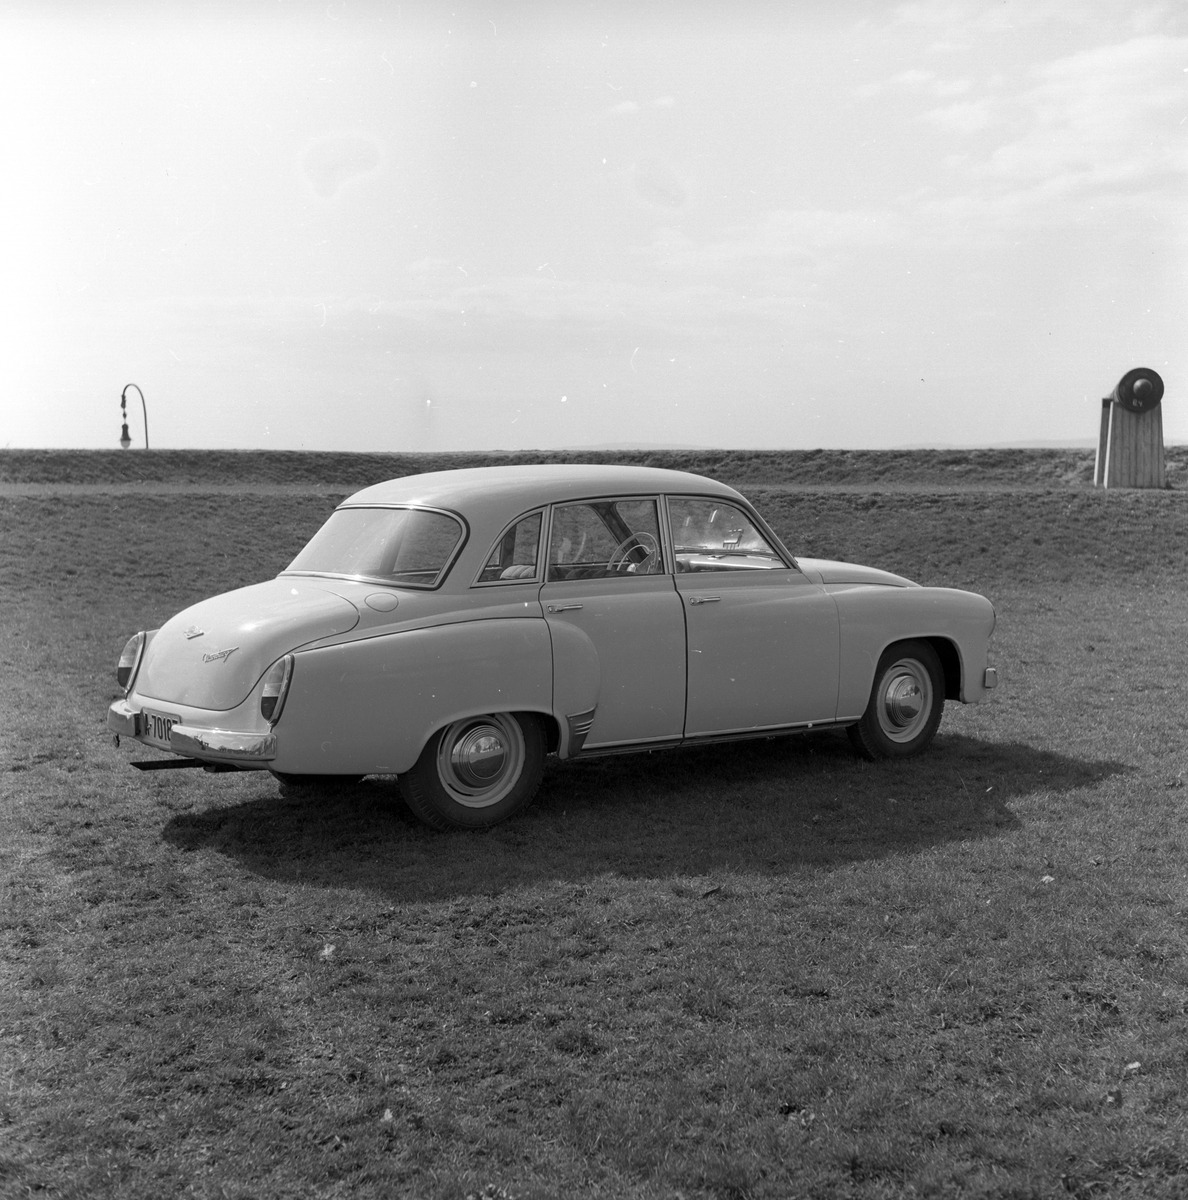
xmin=847 ymin=640 xmax=944 ymax=760
xmin=399 ymin=712 xmax=546 ymax=830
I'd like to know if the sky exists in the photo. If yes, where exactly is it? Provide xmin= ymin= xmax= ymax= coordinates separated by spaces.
xmin=2 ymin=0 xmax=1185 ymax=451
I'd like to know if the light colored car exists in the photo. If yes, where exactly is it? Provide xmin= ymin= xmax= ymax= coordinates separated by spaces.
xmin=108 ymin=464 xmax=997 ymax=829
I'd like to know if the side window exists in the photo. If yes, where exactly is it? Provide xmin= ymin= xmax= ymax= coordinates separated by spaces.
xmin=667 ymin=498 xmax=786 ymax=572
xmin=547 ymin=499 xmax=664 ymax=582
xmin=477 ymin=511 xmax=543 ymax=583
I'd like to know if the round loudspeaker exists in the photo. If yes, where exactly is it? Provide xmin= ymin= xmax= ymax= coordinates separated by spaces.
xmin=1112 ymin=367 xmax=1164 ymax=414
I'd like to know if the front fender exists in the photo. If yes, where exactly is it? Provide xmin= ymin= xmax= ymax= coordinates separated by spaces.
xmin=273 ymin=618 xmax=553 ymax=775
xmin=830 ymin=585 xmax=996 ymax=718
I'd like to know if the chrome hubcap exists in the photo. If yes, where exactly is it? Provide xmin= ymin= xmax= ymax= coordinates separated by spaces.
xmin=436 ymin=715 xmax=525 ymax=808
xmin=876 ymin=659 xmax=933 ymax=743
xmin=451 ymin=727 xmax=508 ymax=787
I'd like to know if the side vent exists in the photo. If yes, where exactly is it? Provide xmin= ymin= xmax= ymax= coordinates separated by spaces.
xmin=566 ymin=708 xmax=597 ymax=756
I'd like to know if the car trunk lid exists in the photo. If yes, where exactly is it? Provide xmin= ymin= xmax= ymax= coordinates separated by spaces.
xmin=135 ymin=580 xmax=359 ymax=711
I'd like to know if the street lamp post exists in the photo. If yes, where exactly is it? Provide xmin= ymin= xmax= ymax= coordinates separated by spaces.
xmin=120 ymin=384 xmax=149 ymax=449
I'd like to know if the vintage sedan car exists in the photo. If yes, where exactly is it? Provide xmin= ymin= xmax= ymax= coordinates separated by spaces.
xmin=108 ymin=464 xmax=997 ymax=829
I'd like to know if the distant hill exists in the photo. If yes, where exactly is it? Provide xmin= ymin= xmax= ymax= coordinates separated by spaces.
xmin=2 ymin=447 xmax=1186 ymax=489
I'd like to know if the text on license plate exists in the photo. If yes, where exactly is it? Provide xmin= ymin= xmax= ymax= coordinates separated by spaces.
xmin=141 ymin=710 xmax=179 ymax=747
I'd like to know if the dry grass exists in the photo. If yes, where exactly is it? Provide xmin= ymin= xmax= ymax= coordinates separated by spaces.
xmin=2 ymin=453 xmax=1188 ymax=1199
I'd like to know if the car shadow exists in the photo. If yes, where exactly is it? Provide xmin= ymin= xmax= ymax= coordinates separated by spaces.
xmin=160 ymin=731 xmax=1128 ymax=902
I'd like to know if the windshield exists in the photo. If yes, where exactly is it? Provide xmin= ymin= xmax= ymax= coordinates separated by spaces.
xmin=284 ymin=506 xmax=464 ymax=587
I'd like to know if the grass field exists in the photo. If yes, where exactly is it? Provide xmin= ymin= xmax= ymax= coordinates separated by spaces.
xmin=2 ymin=451 xmax=1188 ymax=1199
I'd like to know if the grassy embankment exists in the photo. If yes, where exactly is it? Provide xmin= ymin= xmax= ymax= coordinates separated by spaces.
xmin=2 ymin=449 xmax=1187 ymax=1199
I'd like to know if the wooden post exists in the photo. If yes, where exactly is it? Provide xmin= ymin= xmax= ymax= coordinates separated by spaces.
xmin=1094 ymin=368 xmax=1165 ymax=489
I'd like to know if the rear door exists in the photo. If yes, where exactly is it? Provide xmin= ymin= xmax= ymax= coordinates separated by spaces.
xmin=540 ymin=497 xmax=686 ymax=749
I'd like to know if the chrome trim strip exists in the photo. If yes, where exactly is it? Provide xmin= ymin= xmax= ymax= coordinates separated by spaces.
xmin=684 ymin=717 xmax=842 ymax=740
xmin=578 ymin=719 xmax=851 ymax=757
xmin=687 ymin=718 xmax=848 ymax=742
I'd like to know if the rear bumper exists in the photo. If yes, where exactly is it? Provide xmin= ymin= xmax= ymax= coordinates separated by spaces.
xmin=171 ymin=726 xmax=277 ymax=761
xmin=107 ymin=699 xmax=139 ymax=737
xmin=107 ymin=699 xmax=276 ymax=763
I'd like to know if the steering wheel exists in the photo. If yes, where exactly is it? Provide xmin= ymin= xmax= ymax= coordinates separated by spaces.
xmin=608 ymin=531 xmax=660 ymax=574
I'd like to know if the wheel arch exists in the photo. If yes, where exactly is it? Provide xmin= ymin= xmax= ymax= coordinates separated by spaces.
xmin=922 ymin=636 xmax=962 ymax=701
xmin=409 ymin=706 xmax=561 ymax=763
xmin=538 ymin=711 xmax=562 ymax=755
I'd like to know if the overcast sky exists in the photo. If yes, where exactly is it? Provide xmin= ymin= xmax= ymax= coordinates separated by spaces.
xmin=3 ymin=1 xmax=1185 ymax=451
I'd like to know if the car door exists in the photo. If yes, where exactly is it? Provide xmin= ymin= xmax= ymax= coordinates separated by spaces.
xmin=540 ymin=496 xmax=686 ymax=750
xmin=668 ymin=495 xmax=840 ymax=736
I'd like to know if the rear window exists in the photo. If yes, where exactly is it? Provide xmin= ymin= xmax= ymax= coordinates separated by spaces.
xmin=285 ymin=507 xmax=464 ymax=587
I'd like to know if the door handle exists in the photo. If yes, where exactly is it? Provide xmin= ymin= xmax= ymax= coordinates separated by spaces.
xmin=688 ymin=596 xmax=720 ymax=605
xmin=546 ymin=603 xmax=583 ymax=613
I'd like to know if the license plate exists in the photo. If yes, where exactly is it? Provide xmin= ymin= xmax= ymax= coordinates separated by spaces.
xmin=141 ymin=709 xmax=180 ymax=748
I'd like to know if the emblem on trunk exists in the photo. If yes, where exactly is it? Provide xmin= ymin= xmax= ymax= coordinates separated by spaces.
xmin=184 ymin=626 xmax=205 ymax=640
xmin=203 ymin=646 xmax=239 ymax=664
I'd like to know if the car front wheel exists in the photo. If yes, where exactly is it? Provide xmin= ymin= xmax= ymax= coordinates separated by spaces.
xmin=399 ymin=712 xmax=546 ymax=830
xmin=847 ymin=640 xmax=944 ymax=760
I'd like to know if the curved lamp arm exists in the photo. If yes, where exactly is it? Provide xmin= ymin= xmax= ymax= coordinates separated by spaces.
xmin=120 ymin=383 xmax=149 ymax=449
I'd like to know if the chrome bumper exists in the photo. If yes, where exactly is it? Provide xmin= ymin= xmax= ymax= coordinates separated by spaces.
xmin=171 ymin=726 xmax=276 ymax=760
xmin=107 ymin=700 xmax=276 ymax=762
xmin=108 ymin=699 xmax=139 ymax=736
xmin=983 ymin=667 xmax=998 ymax=689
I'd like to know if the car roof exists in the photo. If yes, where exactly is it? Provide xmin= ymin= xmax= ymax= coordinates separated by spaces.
xmin=340 ymin=464 xmax=745 ymax=514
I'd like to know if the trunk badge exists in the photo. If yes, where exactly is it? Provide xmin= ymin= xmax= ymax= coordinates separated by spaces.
xmin=203 ymin=646 xmax=239 ymax=664
xmin=184 ymin=626 xmax=205 ymax=640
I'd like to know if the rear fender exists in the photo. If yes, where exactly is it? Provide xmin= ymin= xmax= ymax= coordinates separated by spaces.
xmin=546 ymin=619 xmax=601 ymax=758
xmin=273 ymin=619 xmax=553 ymax=775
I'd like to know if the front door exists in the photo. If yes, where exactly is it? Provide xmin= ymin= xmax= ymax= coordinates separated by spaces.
xmin=668 ymin=496 xmax=840 ymax=736
xmin=541 ymin=497 xmax=686 ymax=749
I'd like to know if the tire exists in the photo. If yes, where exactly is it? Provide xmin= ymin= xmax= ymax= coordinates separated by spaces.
xmin=399 ymin=712 xmax=546 ymax=831
xmin=847 ymin=640 xmax=944 ymax=760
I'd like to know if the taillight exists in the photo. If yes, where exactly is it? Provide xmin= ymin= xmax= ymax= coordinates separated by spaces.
xmin=117 ymin=632 xmax=146 ymax=694
xmin=260 ymin=655 xmax=294 ymax=724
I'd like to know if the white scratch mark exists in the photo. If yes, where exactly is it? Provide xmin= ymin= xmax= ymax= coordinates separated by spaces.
xmin=630 ymin=346 xmax=639 ymax=372
xmin=381 ymin=53 xmax=394 ymax=75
